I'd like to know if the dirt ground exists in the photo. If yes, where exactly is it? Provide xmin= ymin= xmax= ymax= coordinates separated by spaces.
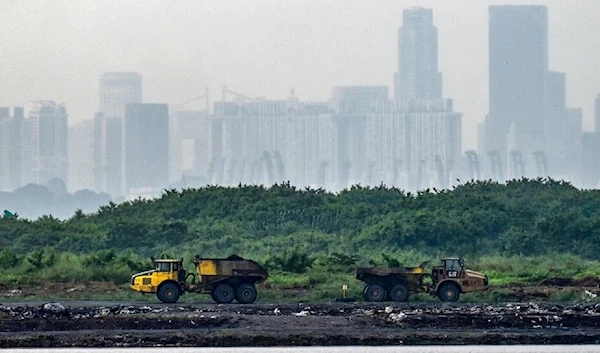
xmin=1 ymin=278 xmax=600 ymax=347
xmin=1 ymin=301 xmax=600 ymax=347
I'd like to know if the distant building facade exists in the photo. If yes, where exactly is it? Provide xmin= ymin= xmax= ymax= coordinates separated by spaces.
xmin=394 ymin=7 xmax=442 ymax=101
xmin=95 ymin=72 xmax=142 ymax=198
xmin=23 ymin=101 xmax=69 ymax=186
xmin=124 ymin=103 xmax=169 ymax=198
xmin=481 ymin=5 xmax=549 ymax=178
xmin=169 ymin=110 xmax=211 ymax=184
xmin=68 ymin=119 xmax=95 ymax=192
xmin=0 ymin=107 xmax=24 ymax=191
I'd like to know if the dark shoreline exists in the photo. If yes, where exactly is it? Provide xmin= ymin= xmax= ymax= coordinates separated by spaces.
xmin=1 ymin=302 xmax=600 ymax=347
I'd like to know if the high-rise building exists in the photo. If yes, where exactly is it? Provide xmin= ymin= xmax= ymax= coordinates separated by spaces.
xmin=124 ymin=103 xmax=169 ymax=198
xmin=566 ymin=107 xmax=583 ymax=185
xmin=68 ymin=119 xmax=95 ymax=192
xmin=24 ymin=101 xmax=68 ymax=186
xmin=169 ymin=110 xmax=211 ymax=184
xmin=331 ymin=86 xmax=388 ymax=114
xmin=100 ymin=72 xmax=143 ymax=120
xmin=483 ymin=5 xmax=548 ymax=162
xmin=95 ymin=72 xmax=142 ymax=197
xmin=388 ymin=8 xmax=461 ymax=190
xmin=0 ymin=107 xmax=24 ymax=191
xmin=394 ymin=7 xmax=442 ymax=101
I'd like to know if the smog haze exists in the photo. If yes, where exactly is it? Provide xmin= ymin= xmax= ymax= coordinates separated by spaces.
xmin=2 ymin=0 xmax=600 ymax=149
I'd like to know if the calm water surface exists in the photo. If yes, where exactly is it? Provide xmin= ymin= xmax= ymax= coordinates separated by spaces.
xmin=5 ymin=347 xmax=600 ymax=353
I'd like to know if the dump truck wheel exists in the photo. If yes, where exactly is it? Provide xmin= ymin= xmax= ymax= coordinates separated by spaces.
xmin=438 ymin=283 xmax=460 ymax=302
xmin=388 ymin=284 xmax=409 ymax=302
xmin=157 ymin=282 xmax=180 ymax=303
xmin=364 ymin=284 xmax=385 ymax=302
xmin=236 ymin=284 xmax=257 ymax=304
xmin=213 ymin=284 xmax=235 ymax=304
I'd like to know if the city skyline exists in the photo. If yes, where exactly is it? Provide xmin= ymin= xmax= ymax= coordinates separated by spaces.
xmin=1 ymin=1 xmax=600 ymax=151
xmin=0 ymin=2 xmax=599 ymax=200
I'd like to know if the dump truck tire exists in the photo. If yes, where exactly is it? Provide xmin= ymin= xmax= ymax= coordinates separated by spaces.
xmin=364 ymin=284 xmax=385 ymax=302
xmin=438 ymin=282 xmax=460 ymax=302
xmin=388 ymin=284 xmax=409 ymax=302
xmin=236 ymin=283 xmax=258 ymax=304
xmin=213 ymin=284 xmax=235 ymax=304
xmin=157 ymin=282 xmax=180 ymax=303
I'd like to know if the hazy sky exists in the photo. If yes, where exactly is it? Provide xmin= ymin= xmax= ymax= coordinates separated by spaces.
xmin=1 ymin=0 xmax=599 ymax=149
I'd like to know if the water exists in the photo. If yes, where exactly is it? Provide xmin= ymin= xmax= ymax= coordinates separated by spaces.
xmin=4 ymin=347 xmax=600 ymax=353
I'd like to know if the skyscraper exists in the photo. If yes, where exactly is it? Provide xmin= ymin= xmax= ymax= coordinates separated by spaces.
xmin=390 ymin=7 xmax=461 ymax=190
xmin=95 ymin=72 xmax=142 ymax=197
xmin=100 ymin=72 xmax=142 ymax=120
xmin=483 ymin=5 xmax=548 ymax=159
xmin=169 ymin=110 xmax=211 ymax=183
xmin=24 ymin=101 xmax=68 ymax=186
xmin=394 ymin=7 xmax=442 ymax=101
xmin=124 ymin=103 xmax=169 ymax=197
xmin=68 ymin=119 xmax=95 ymax=191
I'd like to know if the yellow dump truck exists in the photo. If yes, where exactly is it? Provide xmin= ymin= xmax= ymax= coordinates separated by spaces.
xmin=130 ymin=254 xmax=268 ymax=304
xmin=356 ymin=257 xmax=488 ymax=302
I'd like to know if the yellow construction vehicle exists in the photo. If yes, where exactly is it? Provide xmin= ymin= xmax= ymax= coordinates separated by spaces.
xmin=356 ymin=257 xmax=488 ymax=302
xmin=130 ymin=254 xmax=268 ymax=304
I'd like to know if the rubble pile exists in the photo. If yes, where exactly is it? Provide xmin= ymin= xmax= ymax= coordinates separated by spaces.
xmin=366 ymin=302 xmax=600 ymax=329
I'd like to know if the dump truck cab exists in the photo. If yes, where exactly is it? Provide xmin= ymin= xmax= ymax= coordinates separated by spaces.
xmin=130 ymin=259 xmax=186 ymax=303
xmin=431 ymin=257 xmax=489 ymax=302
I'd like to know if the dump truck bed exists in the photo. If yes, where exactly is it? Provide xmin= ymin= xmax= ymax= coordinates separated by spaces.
xmin=356 ymin=266 xmax=425 ymax=278
xmin=194 ymin=255 xmax=268 ymax=280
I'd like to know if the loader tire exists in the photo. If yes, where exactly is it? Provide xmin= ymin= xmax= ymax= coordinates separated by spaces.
xmin=364 ymin=284 xmax=385 ymax=302
xmin=236 ymin=284 xmax=258 ymax=304
xmin=438 ymin=282 xmax=460 ymax=302
xmin=388 ymin=284 xmax=409 ymax=302
xmin=157 ymin=282 xmax=180 ymax=303
xmin=213 ymin=284 xmax=235 ymax=304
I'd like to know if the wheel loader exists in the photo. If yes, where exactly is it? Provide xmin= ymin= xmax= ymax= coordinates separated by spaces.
xmin=130 ymin=254 xmax=268 ymax=304
xmin=356 ymin=257 xmax=488 ymax=302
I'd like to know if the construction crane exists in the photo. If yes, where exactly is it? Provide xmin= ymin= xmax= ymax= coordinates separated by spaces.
xmin=533 ymin=150 xmax=548 ymax=177
xmin=509 ymin=150 xmax=526 ymax=179
xmin=221 ymin=85 xmax=256 ymax=103
xmin=487 ymin=150 xmax=503 ymax=181
xmin=172 ymin=87 xmax=210 ymax=113
xmin=464 ymin=150 xmax=481 ymax=180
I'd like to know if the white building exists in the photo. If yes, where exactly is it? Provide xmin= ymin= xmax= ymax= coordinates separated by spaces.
xmin=24 ymin=101 xmax=69 ymax=186
xmin=68 ymin=119 xmax=95 ymax=192
xmin=95 ymin=72 xmax=142 ymax=197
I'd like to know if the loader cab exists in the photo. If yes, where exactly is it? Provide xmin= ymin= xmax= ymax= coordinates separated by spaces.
xmin=432 ymin=257 xmax=465 ymax=282
xmin=442 ymin=257 xmax=464 ymax=277
xmin=154 ymin=259 xmax=186 ymax=283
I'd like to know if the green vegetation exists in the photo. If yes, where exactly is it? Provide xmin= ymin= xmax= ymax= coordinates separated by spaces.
xmin=1 ymin=178 xmax=600 ymax=302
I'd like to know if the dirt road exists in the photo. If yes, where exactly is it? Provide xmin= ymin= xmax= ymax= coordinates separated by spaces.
xmin=1 ymin=301 xmax=600 ymax=347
